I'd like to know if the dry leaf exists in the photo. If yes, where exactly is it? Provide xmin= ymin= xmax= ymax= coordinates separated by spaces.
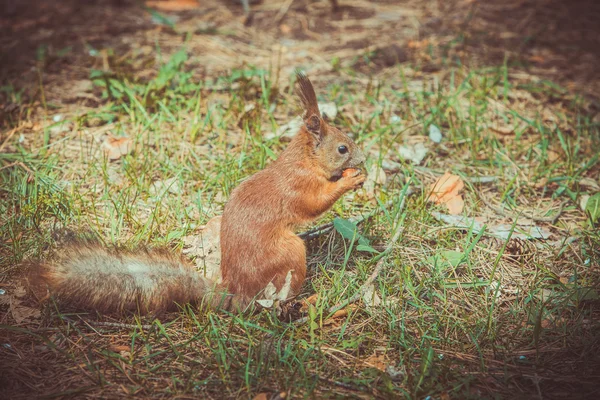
xmin=300 ymin=294 xmax=318 ymax=313
xmin=109 ymin=344 xmax=130 ymax=353
xmin=407 ymin=39 xmax=429 ymax=49
xmin=10 ymin=302 xmax=41 ymax=324
xmin=256 ymin=270 xmax=294 ymax=308
xmin=102 ymin=135 xmax=133 ymax=160
xmin=331 ymin=305 xmax=357 ymax=319
xmin=332 ymin=308 xmax=349 ymax=318
xmin=305 ymin=294 xmax=319 ymax=305
xmin=559 ymin=276 xmax=569 ymax=285
xmin=145 ymin=0 xmax=199 ymax=11
xmin=362 ymin=165 xmax=387 ymax=199
xmin=150 ymin=177 xmax=182 ymax=196
xmin=362 ymin=283 xmax=382 ymax=308
xmin=398 ymin=142 xmax=428 ymax=164
xmin=547 ymin=150 xmax=560 ymax=162
xmin=364 ymin=353 xmax=387 ymax=371
xmin=13 ymin=285 xmax=27 ymax=298
xmin=183 ymin=216 xmax=222 ymax=282
xmin=579 ymin=177 xmax=600 ymax=191
xmin=541 ymin=319 xmax=552 ymax=329
xmin=428 ymin=124 xmax=442 ymax=143
xmin=428 ymin=172 xmax=465 ymax=215
xmin=528 ymin=55 xmax=545 ymax=63
xmin=280 ymin=24 xmax=292 ymax=34
xmin=319 ymin=102 xmax=338 ymax=120
xmin=579 ymin=195 xmax=590 ymax=212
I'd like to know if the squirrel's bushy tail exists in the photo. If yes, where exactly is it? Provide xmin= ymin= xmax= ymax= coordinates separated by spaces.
xmin=28 ymin=245 xmax=232 ymax=314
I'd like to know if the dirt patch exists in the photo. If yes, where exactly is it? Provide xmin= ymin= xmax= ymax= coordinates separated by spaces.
xmin=2 ymin=0 xmax=598 ymax=121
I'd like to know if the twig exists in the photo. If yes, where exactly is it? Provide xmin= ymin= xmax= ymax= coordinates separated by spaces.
xmin=84 ymin=320 xmax=154 ymax=331
xmin=479 ymin=192 xmax=566 ymax=224
xmin=0 ymin=161 xmax=34 ymax=175
xmin=0 ymin=127 xmax=17 ymax=152
xmin=294 ymin=186 xmax=412 ymax=325
xmin=274 ymin=0 xmax=295 ymax=24
xmin=0 ymin=161 xmax=18 ymax=171
xmin=298 ymin=186 xmax=417 ymax=241
xmin=468 ymin=176 xmax=499 ymax=184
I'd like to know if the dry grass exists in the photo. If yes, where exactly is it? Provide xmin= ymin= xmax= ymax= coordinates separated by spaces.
xmin=1 ymin=0 xmax=600 ymax=399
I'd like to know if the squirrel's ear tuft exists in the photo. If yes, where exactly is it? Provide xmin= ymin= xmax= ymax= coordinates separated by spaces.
xmin=295 ymin=70 xmax=320 ymax=118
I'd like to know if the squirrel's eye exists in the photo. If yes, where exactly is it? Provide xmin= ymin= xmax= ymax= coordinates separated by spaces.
xmin=338 ymin=145 xmax=348 ymax=154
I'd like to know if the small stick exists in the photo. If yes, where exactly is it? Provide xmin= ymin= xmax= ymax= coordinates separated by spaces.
xmin=298 ymin=186 xmax=417 ymax=241
xmin=479 ymin=192 xmax=566 ymax=224
xmin=294 ymin=187 xmax=411 ymax=325
xmin=0 ymin=127 xmax=17 ymax=152
xmin=274 ymin=0 xmax=295 ymax=24
xmin=84 ymin=320 xmax=154 ymax=331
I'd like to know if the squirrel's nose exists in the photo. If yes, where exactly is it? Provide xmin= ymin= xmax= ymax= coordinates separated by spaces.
xmin=354 ymin=149 xmax=366 ymax=165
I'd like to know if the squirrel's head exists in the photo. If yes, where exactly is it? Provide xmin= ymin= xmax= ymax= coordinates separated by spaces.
xmin=295 ymin=71 xmax=366 ymax=180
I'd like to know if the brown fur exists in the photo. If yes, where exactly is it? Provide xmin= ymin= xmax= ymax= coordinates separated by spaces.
xmin=28 ymin=72 xmax=364 ymax=315
xmin=220 ymin=72 xmax=365 ymax=303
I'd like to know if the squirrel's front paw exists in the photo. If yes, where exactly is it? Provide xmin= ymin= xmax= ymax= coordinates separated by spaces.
xmin=341 ymin=168 xmax=366 ymax=190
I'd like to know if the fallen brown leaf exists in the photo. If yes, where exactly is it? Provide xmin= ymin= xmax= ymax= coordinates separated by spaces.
xmin=331 ymin=304 xmax=357 ymax=319
xmin=11 ymin=302 xmax=41 ymax=324
xmin=305 ymin=294 xmax=319 ymax=305
xmin=547 ymin=150 xmax=560 ymax=162
xmin=528 ymin=55 xmax=545 ymax=63
xmin=280 ymin=24 xmax=292 ymax=34
xmin=102 ymin=135 xmax=133 ymax=160
xmin=252 ymin=393 xmax=286 ymax=400
xmin=183 ymin=216 xmax=222 ymax=281
xmin=362 ymin=165 xmax=387 ymax=199
xmin=407 ymin=39 xmax=429 ymax=49
xmin=559 ymin=276 xmax=569 ymax=285
xmin=428 ymin=172 xmax=465 ymax=215
xmin=364 ymin=353 xmax=388 ymax=371
xmin=300 ymin=294 xmax=319 ymax=313
xmin=109 ymin=344 xmax=130 ymax=353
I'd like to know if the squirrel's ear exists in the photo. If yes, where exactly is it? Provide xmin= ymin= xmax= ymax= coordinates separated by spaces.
xmin=305 ymin=114 xmax=322 ymax=137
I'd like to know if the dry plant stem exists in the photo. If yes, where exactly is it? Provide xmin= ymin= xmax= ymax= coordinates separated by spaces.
xmin=298 ymin=186 xmax=417 ymax=241
xmin=0 ymin=127 xmax=17 ymax=152
xmin=294 ymin=187 xmax=411 ymax=325
xmin=479 ymin=192 xmax=566 ymax=224
xmin=274 ymin=0 xmax=295 ymax=24
xmin=84 ymin=320 xmax=154 ymax=331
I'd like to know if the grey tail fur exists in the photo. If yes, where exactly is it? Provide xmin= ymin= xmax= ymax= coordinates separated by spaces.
xmin=28 ymin=245 xmax=233 ymax=315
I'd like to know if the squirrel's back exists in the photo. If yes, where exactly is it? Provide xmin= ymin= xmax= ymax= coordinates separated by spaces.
xmin=29 ymin=244 xmax=231 ymax=314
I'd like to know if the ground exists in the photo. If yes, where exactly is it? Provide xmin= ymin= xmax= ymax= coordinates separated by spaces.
xmin=1 ymin=0 xmax=599 ymax=399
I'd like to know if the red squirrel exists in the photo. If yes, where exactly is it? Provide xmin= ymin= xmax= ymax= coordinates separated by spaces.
xmin=28 ymin=72 xmax=366 ymax=314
